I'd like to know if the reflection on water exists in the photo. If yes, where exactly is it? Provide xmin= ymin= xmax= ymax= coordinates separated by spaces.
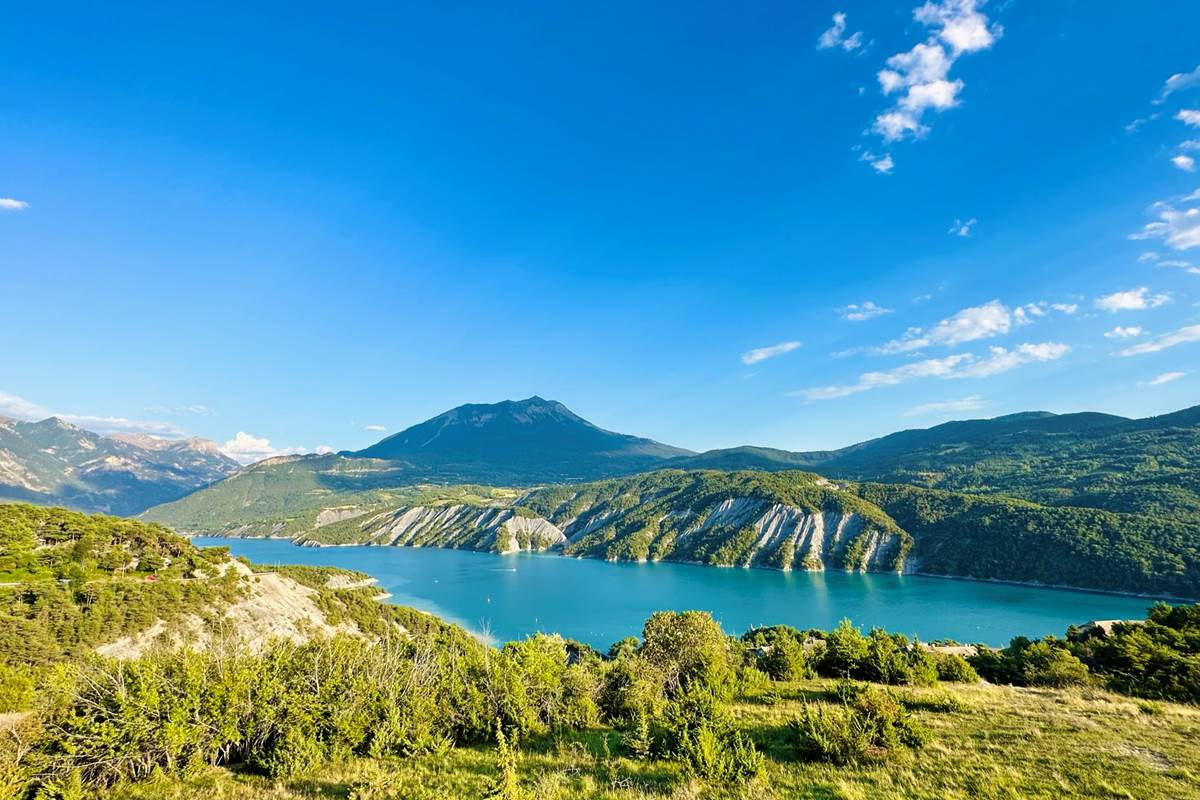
xmin=196 ymin=537 xmax=1159 ymax=648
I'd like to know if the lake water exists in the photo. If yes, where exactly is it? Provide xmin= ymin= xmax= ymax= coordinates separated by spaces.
xmin=195 ymin=537 xmax=1159 ymax=649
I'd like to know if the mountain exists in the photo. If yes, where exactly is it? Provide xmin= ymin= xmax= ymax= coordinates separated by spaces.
xmin=0 ymin=415 xmax=239 ymax=516
xmin=352 ymin=396 xmax=693 ymax=484
xmin=669 ymin=406 xmax=1200 ymax=521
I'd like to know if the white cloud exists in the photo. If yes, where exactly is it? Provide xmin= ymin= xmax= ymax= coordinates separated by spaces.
xmin=948 ymin=218 xmax=977 ymax=237
xmin=1104 ymin=326 xmax=1144 ymax=339
xmin=220 ymin=432 xmax=308 ymax=465
xmin=0 ymin=390 xmax=189 ymax=437
xmin=1138 ymin=251 xmax=1160 ymax=263
xmin=315 ymin=445 xmax=335 ymax=455
xmin=796 ymin=341 xmax=1066 ymax=400
xmin=363 ymin=424 xmax=387 ymax=432
xmin=840 ymin=301 xmax=892 ymax=321
xmin=1130 ymin=197 xmax=1200 ymax=251
xmin=902 ymin=395 xmax=987 ymax=417
xmin=1177 ymin=109 xmax=1200 ymax=127
xmin=818 ymin=12 xmax=864 ymax=52
xmin=797 ymin=354 xmax=971 ymax=400
xmin=1174 ymin=154 xmax=1197 ymax=172
xmin=1155 ymin=66 xmax=1200 ymax=104
xmin=1049 ymin=303 xmax=1079 ymax=314
xmin=0 ymin=198 xmax=29 ymax=211
xmin=1181 ymin=140 xmax=1200 ymax=152
xmin=1094 ymin=287 xmax=1170 ymax=312
xmin=1143 ymin=371 xmax=1185 ymax=386
xmin=952 ymin=342 xmax=1070 ymax=378
xmin=879 ymin=299 xmax=1011 ymax=353
xmin=870 ymin=0 xmax=1000 ymax=148
xmin=741 ymin=340 xmax=803 ymax=365
xmin=1120 ymin=324 xmax=1200 ymax=356
xmin=857 ymin=149 xmax=894 ymax=173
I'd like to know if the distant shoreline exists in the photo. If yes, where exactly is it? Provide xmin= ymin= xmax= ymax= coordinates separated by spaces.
xmin=188 ymin=532 xmax=1197 ymax=605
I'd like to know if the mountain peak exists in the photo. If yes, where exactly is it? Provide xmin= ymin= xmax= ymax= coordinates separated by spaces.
xmin=351 ymin=398 xmax=692 ymax=484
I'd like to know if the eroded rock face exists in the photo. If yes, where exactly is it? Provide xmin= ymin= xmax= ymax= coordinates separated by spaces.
xmin=94 ymin=560 xmax=365 ymax=659
xmin=321 ymin=504 xmax=566 ymax=554
xmin=306 ymin=493 xmax=901 ymax=573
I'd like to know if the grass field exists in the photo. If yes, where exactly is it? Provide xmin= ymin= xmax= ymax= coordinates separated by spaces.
xmin=102 ymin=679 xmax=1200 ymax=800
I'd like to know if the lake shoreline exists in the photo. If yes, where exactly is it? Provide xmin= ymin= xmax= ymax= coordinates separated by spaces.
xmin=190 ymin=532 xmax=1196 ymax=605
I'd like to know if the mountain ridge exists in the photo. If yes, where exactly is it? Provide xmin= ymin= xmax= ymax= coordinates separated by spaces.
xmin=0 ymin=416 xmax=240 ymax=516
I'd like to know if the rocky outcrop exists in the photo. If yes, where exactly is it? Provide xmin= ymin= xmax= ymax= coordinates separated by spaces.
xmin=316 ymin=504 xmax=566 ymax=554
xmin=94 ymin=560 xmax=363 ymax=659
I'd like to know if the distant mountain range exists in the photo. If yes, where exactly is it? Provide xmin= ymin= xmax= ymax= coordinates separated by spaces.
xmin=0 ymin=415 xmax=239 ymax=515
xmin=144 ymin=395 xmax=1200 ymax=529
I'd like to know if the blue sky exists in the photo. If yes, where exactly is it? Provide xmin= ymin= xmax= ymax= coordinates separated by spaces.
xmin=3 ymin=1 xmax=1200 ymax=461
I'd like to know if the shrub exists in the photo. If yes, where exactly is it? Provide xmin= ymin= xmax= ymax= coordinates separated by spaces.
xmin=933 ymin=652 xmax=980 ymax=683
xmin=1019 ymin=642 xmax=1091 ymax=688
xmin=640 ymin=611 xmax=737 ymax=699
xmin=759 ymin=633 xmax=814 ymax=681
xmin=676 ymin=723 xmax=764 ymax=785
xmin=820 ymin=619 xmax=869 ymax=678
xmin=791 ymin=686 xmax=929 ymax=765
xmin=598 ymin=654 xmax=666 ymax=724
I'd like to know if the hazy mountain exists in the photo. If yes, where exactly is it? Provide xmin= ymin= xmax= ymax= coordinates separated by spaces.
xmin=0 ymin=415 xmax=240 ymax=515
xmin=352 ymin=396 xmax=693 ymax=484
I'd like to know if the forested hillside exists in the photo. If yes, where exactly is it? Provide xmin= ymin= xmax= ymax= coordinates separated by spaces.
xmin=288 ymin=470 xmax=1200 ymax=597
xmin=673 ymin=406 xmax=1200 ymax=523
xmin=3 ymin=506 xmax=1200 ymax=799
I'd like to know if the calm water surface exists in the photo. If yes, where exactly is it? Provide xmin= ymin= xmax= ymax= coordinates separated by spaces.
xmin=195 ymin=537 xmax=1158 ymax=648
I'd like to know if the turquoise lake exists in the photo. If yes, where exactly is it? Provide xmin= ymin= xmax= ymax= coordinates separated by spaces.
xmin=195 ymin=537 xmax=1159 ymax=649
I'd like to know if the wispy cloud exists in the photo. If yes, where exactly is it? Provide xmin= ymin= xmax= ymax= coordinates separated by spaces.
xmin=1142 ymin=371 xmax=1186 ymax=386
xmin=363 ymin=424 xmax=387 ymax=432
xmin=0 ymin=198 xmax=29 ymax=212
xmin=1104 ymin=326 xmax=1144 ymax=339
xmin=146 ymin=404 xmax=213 ymax=416
xmin=795 ymin=341 xmax=1068 ymax=400
xmin=869 ymin=0 xmax=1001 ymax=157
xmin=1174 ymin=154 xmax=1197 ymax=172
xmin=1094 ymin=287 xmax=1170 ymax=312
xmin=0 ymin=390 xmax=189 ymax=437
xmin=1049 ymin=303 xmax=1079 ymax=314
xmin=817 ymin=12 xmax=864 ymax=52
xmin=1178 ymin=109 xmax=1200 ymax=127
xmin=948 ymin=218 xmax=977 ymax=237
xmin=902 ymin=394 xmax=987 ymax=417
xmin=839 ymin=301 xmax=892 ymax=321
xmin=741 ymin=341 xmax=803 ymax=365
xmin=1120 ymin=324 xmax=1200 ymax=356
xmin=879 ymin=300 xmax=1011 ymax=353
xmin=1130 ymin=192 xmax=1200 ymax=251
xmin=1155 ymin=65 xmax=1200 ymax=104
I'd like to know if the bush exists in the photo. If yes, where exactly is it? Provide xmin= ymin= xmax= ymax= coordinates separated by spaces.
xmin=933 ymin=653 xmax=980 ymax=683
xmin=971 ymin=637 xmax=1091 ymax=689
xmin=1019 ymin=642 xmax=1091 ymax=688
xmin=821 ymin=619 xmax=869 ymax=678
xmin=790 ymin=686 xmax=929 ymax=765
xmin=759 ymin=633 xmax=815 ymax=681
xmin=0 ymin=664 xmax=35 ymax=713
xmin=640 ymin=611 xmax=737 ymax=699
xmin=676 ymin=723 xmax=764 ymax=785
